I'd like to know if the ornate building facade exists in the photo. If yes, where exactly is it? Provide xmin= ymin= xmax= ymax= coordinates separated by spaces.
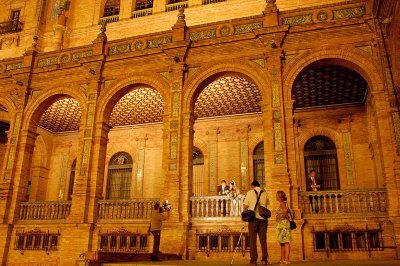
xmin=0 ymin=0 xmax=399 ymax=264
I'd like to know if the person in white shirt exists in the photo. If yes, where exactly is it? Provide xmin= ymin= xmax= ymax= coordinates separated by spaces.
xmin=243 ymin=180 xmax=270 ymax=265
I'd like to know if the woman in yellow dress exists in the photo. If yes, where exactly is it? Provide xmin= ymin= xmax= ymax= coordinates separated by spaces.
xmin=276 ymin=191 xmax=292 ymax=265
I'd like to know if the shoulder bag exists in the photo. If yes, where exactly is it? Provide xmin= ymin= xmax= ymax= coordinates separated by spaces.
xmin=287 ymin=204 xmax=296 ymax=230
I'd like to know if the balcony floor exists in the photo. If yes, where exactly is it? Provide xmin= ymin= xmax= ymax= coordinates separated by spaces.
xmin=103 ymin=259 xmax=399 ymax=265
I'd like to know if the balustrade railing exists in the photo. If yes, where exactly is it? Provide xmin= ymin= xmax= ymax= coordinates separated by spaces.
xmin=99 ymin=15 xmax=119 ymax=24
xmin=0 ymin=20 xmax=22 ymax=35
xmin=98 ymin=199 xmax=159 ymax=220
xmin=19 ymin=201 xmax=71 ymax=220
xmin=132 ymin=8 xmax=153 ymax=18
xmin=299 ymin=189 xmax=387 ymax=217
xmin=190 ymin=195 xmax=244 ymax=219
xmin=165 ymin=1 xmax=189 ymax=12
xmin=202 ymin=0 xmax=226 ymax=5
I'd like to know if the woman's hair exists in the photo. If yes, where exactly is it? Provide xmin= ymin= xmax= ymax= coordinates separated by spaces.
xmin=277 ymin=191 xmax=287 ymax=202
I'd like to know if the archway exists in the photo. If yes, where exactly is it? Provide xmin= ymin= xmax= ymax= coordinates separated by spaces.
xmin=0 ymin=104 xmax=10 ymax=174
xmin=253 ymin=141 xmax=265 ymax=189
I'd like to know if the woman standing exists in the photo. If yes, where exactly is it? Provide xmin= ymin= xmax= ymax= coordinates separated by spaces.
xmin=276 ymin=191 xmax=292 ymax=265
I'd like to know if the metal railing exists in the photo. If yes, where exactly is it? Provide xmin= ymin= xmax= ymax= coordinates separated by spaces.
xmin=99 ymin=15 xmax=119 ymax=24
xmin=132 ymin=8 xmax=153 ymax=18
xmin=299 ymin=189 xmax=387 ymax=217
xmin=202 ymin=0 xmax=226 ymax=5
xmin=0 ymin=20 xmax=22 ymax=35
xmin=165 ymin=1 xmax=188 ymax=12
xmin=190 ymin=195 xmax=245 ymax=219
xmin=98 ymin=199 xmax=159 ymax=220
xmin=19 ymin=201 xmax=71 ymax=220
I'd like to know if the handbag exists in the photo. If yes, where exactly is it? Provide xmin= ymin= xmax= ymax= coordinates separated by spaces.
xmin=287 ymin=205 xmax=296 ymax=230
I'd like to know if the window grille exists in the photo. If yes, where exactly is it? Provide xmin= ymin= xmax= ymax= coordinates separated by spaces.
xmin=98 ymin=229 xmax=149 ymax=253
xmin=197 ymin=232 xmax=250 ymax=254
xmin=103 ymin=0 xmax=120 ymax=17
xmin=136 ymin=0 xmax=153 ymax=10
xmin=15 ymin=229 xmax=60 ymax=251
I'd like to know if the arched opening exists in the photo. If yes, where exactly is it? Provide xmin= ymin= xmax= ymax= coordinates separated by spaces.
xmin=253 ymin=141 xmax=265 ymax=189
xmin=304 ymin=136 xmax=339 ymax=190
xmin=103 ymin=0 xmax=120 ymax=17
xmin=193 ymin=146 xmax=204 ymax=196
xmin=0 ymin=104 xmax=10 ymax=173
xmin=106 ymin=152 xmax=133 ymax=200
xmin=67 ymin=159 xmax=76 ymax=200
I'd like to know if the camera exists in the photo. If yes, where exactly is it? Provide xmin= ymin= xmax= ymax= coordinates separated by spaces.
xmin=160 ymin=200 xmax=172 ymax=212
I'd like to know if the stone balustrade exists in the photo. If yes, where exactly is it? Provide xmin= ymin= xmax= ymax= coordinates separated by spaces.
xmin=202 ymin=0 xmax=226 ymax=5
xmin=132 ymin=9 xmax=153 ymax=18
xmin=190 ymin=195 xmax=245 ymax=219
xmin=299 ymin=189 xmax=387 ymax=217
xmin=19 ymin=201 xmax=71 ymax=220
xmin=98 ymin=199 xmax=159 ymax=220
xmin=99 ymin=15 xmax=119 ymax=24
xmin=165 ymin=1 xmax=189 ymax=12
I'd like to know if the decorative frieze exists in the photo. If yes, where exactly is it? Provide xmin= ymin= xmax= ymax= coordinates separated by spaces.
xmin=6 ymin=146 xmax=15 ymax=170
xmin=274 ymin=122 xmax=283 ymax=152
xmin=172 ymin=93 xmax=180 ymax=117
xmin=356 ymin=45 xmax=372 ymax=56
xmin=6 ymin=62 xmax=23 ymax=71
xmin=108 ymin=43 xmax=131 ymax=56
xmin=240 ymin=141 xmax=247 ymax=190
xmin=392 ymin=112 xmax=400 ymax=142
xmin=234 ymin=22 xmax=263 ymax=34
xmin=37 ymin=56 xmax=59 ymax=67
xmin=133 ymin=40 xmax=145 ymax=51
xmin=86 ymin=103 xmax=94 ymax=127
xmin=272 ymin=80 xmax=280 ymax=108
xmin=333 ymin=6 xmax=366 ymax=20
xmin=189 ymin=29 xmax=217 ymax=42
xmin=251 ymin=59 xmax=265 ymax=68
xmin=209 ymin=143 xmax=216 ymax=192
xmin=159 ymin=72 xmax=170 ymax=80
xmin=137 ymin=149 xmax=145 ymax=195
xmin=284 ymin=54 xmax=298 ymax=65
xmin=170 ymin=132 xmax=178 ymax=159
xmin=282 ymin=14 xmax=313 ymax=26
xmin=275 ymin=154 xmax=284 ymax=164
xmin=342 ymin=132 xmax=354 ymax=184
xmin=147 ymin=36 xmax=172 ymax=48
xmin=188 ymin=67 xmax=200 ymax=77
xmin=273 ymin=111 xmax=281 ymax=119
xmin=385 ymin=68 xmax=394 ymax=95
xmin=13 ymin=113 xmax=21 ymax=135
xmin=71 ymin=50 xmax=93 ymax=61
xmin=82 ymin=140 xmax=90 ymax=165
xmin=169 ymin=163 xmax=177 ymax=171
xmin=104 ymin=80 xmax=114 ymax=89
xmin=170 ymin=121 xmax=178 ymax=128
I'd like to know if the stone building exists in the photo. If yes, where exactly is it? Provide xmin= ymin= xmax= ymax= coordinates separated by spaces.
xmin=0 ymin=0 xmax=399 ymax=264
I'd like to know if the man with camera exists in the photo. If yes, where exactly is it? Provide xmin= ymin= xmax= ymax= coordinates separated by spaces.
xmin=149 ymin=201 xmax=170 ymax=261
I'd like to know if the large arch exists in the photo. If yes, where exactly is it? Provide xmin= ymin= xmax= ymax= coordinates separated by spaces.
xmin=282 ymin=46 xmax=385 ymax=102
xmin=183 ymin=60 xmax=270 ymax=114
xmin=96 ymin=73 xmax=170 ymax=125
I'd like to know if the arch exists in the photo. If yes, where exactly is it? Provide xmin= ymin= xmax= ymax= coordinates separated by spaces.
xmin=283 ymin=47 xmax=385 ymax=103
xmin=298 ymin=127 xmax=342 ymax=152
xmin=183 ymin=60 xmax=270 ymax=114
xmin=0 ymin=96 xmax=16 ymax=117
xmin=96 ymin=74 xmax=170 ymax=126
xmin=106 ymin=152 xmax=133 ymax=200
xmin=253 ymin=141 xmax=265 ymax=189
xmin=22 ymin=87 xmax=87 ymax=133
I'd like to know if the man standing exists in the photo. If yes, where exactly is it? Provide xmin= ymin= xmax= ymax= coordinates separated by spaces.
xmin=306 ymin=169 xmax=321 ymax=213
xmin=217 ymin=180 xmax=230 ymax=216
xmin=243 ymin=180 xmax=270 ymax=265
xmin=150 ymin=202 xmax=170 ymax=261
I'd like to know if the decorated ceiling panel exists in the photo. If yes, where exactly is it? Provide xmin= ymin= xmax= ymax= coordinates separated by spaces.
xmin=109 ymin=88 xmax=164 ymax=127
xmin=292 ymin=65 xmax=367 ymax=109
xmin=39 ymin=98 xmax=82 ymax=132
xmin=194 ymin=76 xmax=262 ymax=118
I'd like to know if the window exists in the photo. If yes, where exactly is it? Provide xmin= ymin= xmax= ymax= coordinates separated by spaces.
xmin=106 ymin=152 xmax=133 ymax=200
xmin=98 ymin=229 xmax=148 ymax=252
xmin=169 ymin=0 xmax=186 ymax=3
xmin=304 ymin=136 xmax=339 ymax=190
xmin=15 ymin=229 xmax=60 ymax=251
xmin=253 ymin=142 xmax=265 ymax=189
xmin=67 ymin=159 xmax=76 ymax=200
xmin=103 ymin=0 xmax=120 ymax=17
xmin=136 ymin=0 xmax=153 ymax=10
xmin=193 ymin=147 xmax=205 ymax=196
xmin=197 ymin=233 xmax=250 ymax=253
xmin=11 ymin=10 xmax=21 ymax=31
xmin=342 ymin=233 xmax=353 ymax=250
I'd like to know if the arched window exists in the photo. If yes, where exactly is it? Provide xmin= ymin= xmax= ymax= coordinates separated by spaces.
xmin=103 ymin=0 xmax=120 ymax=17
xmin=253 ymin=142 xmax=265 ymax=189
xmin=304 ymin=136 xmax=339 ymax=190
xmin=106 ymin=152 xmax=133 ymax=200
xmin=67 ymin=159 xmax=76 ymax=200
xmin=193 ymin=147 xmax=204 ymax=196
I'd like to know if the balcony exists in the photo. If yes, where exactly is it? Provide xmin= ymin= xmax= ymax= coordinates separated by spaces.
xmin=165 ymin=1 xmax=188 ymax=12
xmin=98 ymin=198 xmax=158 ymax=220
xmin=299 ymin=189 xmax=387 ymax=217
xmin=202 ymin=0 xmax=226 ymax=5
xmin=190 ymin=195 xmax=245 ymax=220
xmin=0 ymin=20 xmax=22 ymax=35
xmin=99 ymin=15 xmax=119 ymax=24
xmin=19 ymin=201 xmax=71 ymax=220
xmin=132 ymin=8 xmax=153 ymax=19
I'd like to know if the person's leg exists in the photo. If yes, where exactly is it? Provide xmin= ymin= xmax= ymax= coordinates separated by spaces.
xmin=280 ymin=244 xmax=285 ymax=263
xmin=248 ymin=220 xmax=259 ymax=264
xmin=258 ymin=219 xmax=268 ymax=263
xmin=308 ymin=195 xmax=314 ymax=213
xmin=285 ymin=243 xmax=291 ymax=262
xmin=151 ymin=230 xmax=161 ymax=260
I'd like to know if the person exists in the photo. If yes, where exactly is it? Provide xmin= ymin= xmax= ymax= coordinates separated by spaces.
xmin=276 ymin=191 xmax=293 ymax=265
xmin=229 ymin=180 xmax=241 ymax=215
xmin=306 ymin=170 xmax=321 ymax=213
xmin=217 ymin=180 xmax=230 ymax=216
xmin=243 ymin=180 xmax=270 ymax=265
xmin=149 ymin=202 xmax=170 ymax=261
